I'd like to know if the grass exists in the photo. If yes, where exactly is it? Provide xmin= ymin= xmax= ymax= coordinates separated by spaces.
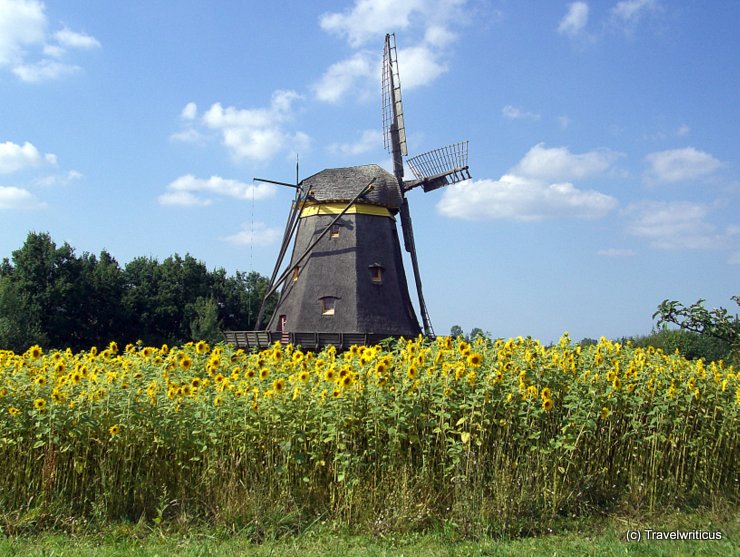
xmin=1 ymin=509 xmax=737 ymax=557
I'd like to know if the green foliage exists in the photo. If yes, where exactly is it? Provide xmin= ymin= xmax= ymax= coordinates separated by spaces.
xmin=0 ymin=232 xmax=275 ymax=350
xmin=189 ymin=297 xmax=222 ymax=345
xmin=654 ymin=296 xmax=740 ymax=364
xmin=626 ymin=329 xmax=732 ymax=363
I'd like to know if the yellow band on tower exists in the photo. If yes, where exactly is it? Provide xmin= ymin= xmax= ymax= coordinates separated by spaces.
xmin=300 ymin=203 xmax=393 ymax=218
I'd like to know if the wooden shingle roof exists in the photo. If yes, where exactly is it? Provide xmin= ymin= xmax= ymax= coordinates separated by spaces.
xmin=301 ymin=164 xmax=403 ymax=209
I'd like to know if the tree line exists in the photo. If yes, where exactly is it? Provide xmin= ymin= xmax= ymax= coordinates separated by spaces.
xmin=0 ymin=232 xmax=277 ymax=351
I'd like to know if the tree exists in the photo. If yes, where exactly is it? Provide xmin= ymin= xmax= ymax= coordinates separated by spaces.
xmin=0 ymin=274 xmax=46 ymax=351
xmin=189 ymin=296 xmax=222 ymax=344
xmin=653 ymin=296 xmax=739 ymax=363
xmin=450 ymin=325 xmax=464 ymax=338
xmin=469 ymin=327 xmax=490 ymax=341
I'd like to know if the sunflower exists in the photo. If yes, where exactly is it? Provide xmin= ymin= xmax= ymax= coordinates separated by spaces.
xmin=34 ymin=376 xmax=47 ymax=386
xmin=33 ymin=398 xmax=47 ymax=411
xmin=467 ymin=353 xmax=483 ymax=367
xmin=332 ymin=388 xmax=341 ymax=399
xmin=213 ymin=394 xmax=223 ymax=407
xmin=325 ymin=369 xmax=336 ymax=382
xmin=28 ymin=345 xmax=43 ymax=359
xmin=8 ymin=407 xmax=20 ymax=416
xmin=299 ymin=371 xmax=310 ymax=382
xmin=196 ymin=341 xmax=210 ymax=354
xmin=109 ymin=424 xmax=120 ymax=436
xmin=407 ymin=365 xmax=418 ymax=380
xmin=542 ymin=397 xmax=554 ymax=412
xmin=599 ymin=406 xmax=610 ymax=420
xmin=180 ymin=355 xmax=193 ymax=370
xmin=541 ymin=387 xmax=552 ymax=400
xmin=273 ymin=378 xmax=286 ymax=393
xmin=259 ymin=368 xmax=269 ymax=381
xmin=340 ymin=374 xmax=353 ymax=388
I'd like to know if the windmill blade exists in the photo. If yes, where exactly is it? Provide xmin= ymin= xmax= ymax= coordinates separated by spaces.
xmin=382 ymin=33 xmax=407 ymax=158
xmin=405 ymin=141 xmax=471 ymax=192
xmin=399 ymin=199 xmax=435 ymax=337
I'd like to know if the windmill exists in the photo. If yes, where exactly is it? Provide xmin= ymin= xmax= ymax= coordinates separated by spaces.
xmin=227 ymin=33 xmax=470 ymax=351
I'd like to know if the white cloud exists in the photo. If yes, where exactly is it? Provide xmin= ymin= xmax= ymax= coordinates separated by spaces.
xmin=502 ymin=104 xmax=540 ymax=121
xmin=0 ymin=185 xmax=45 ymax=209
xmin=319 ymin=0 xmax=424 ymax=48
xmin=53 ymin=26 xmax=100 ymax=50
xmin=0 ymin=140 xmax=56 ymax=173
xmin=222 ymin=221 xmax=283 ymax=247
xmin=558 ymin=2 xmax=589 ymax=37
xmin=438 ymin=174 xmax=617 ymax=221
xmin=12 ymin=58 xmax=79 ymax=81
xmin=611 ymin=0 xmax=657 ymax=25
xmin=199 ymin=90 xmax=309 ymax=163
xmin=169 ymin=128 xmax=202 ymax=144
xmin=512 ymin=143 xmax=622 ymax=182
xmin=437 ymin=142 xmax=621 ymax=221
xmin=181 ymin=102 xmax=197 ymax=120
xmin=312 ymin=51 xmax=375 ymax=103
xmin=676 ymin=123 xmax=690 ymax=137
xmin=329 ymin=129 xmax=383 ymax=156
xmin=624 ymin=201 xmax=721 ymax=250
xmin=158 ymin=190 xmax=212 ymax=207
xmin=0 ymin=0 xmax=46 ymax=65
xmin=159 ymin=175 xmax=276 ymax=206
xmin=34 ymin=169 xmax=82 ymax=187
xmin=396 ymin=44 xmax=448 ymax=89
xmin=0 ymin=0 xmax=100 ymax=81
xmin=645 ymin=147 xmax=721 ymax=183
xmin=315 ymin=0 xmax=465 ymax=103
xmin=597 ymin=248 xmax=636 ymax=257
xmin=558 ymin=115 xmax=571 ymax=129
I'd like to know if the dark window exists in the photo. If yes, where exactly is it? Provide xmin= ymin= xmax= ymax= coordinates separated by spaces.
xmin=320 ymin=296 xmax=338 ymax=316
xmin=369 ymin=264 xmax=384 ymax=284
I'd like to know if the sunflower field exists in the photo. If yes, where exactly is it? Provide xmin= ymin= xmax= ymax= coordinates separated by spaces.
xmin=0 ymin=335 xmax=738 ymax=535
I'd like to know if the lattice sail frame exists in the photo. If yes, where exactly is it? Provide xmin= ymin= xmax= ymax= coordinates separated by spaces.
xmin=407 ymin=141 xmax=470 ymax=184
xmin=381 ymin=33 xmax=407 ymax=157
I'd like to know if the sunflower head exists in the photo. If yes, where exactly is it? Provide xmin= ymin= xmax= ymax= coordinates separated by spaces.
xmin=467 ymin=353 xmax=483 ymax=367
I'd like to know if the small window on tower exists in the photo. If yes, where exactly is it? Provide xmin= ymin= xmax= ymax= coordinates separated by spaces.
xmin=292 ymin=265 xmax=300 ymax=282
xmin=320 ymin=297 xmax=338 ymax=316
xmin=369 ymin=264 xmax=384 ymax=284
xmin=330 ymin=224 xmax=340 ymax=238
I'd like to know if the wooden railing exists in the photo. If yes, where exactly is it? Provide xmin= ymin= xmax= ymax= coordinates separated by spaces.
xmin=222 ymin=330 xmax=399 ymax=351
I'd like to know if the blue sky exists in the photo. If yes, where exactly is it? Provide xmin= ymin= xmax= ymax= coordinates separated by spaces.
xmin=1 ymin=0 xmax=738 ymax=343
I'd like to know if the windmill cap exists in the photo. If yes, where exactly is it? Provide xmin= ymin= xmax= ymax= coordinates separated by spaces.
xmin=300 ymin=164 xmax=403 ymax=210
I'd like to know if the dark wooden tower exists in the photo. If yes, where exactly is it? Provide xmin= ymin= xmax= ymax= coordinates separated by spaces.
xmin=228 ymin=33 xmax=471 ymax=350
xmin=264 ymin=164 xmax=421 ymax=337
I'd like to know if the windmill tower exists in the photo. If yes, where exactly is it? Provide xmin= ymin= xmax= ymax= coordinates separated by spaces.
xmin=245 ymin=33 xmax=470 ymax=349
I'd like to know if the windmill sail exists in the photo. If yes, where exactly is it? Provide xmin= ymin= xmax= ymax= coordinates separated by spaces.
xmin=382 ymin=33 xmax=407 ymax=158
